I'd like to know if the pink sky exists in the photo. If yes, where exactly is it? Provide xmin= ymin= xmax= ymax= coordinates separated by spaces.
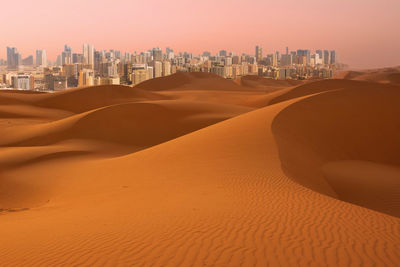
xmin=0 ymin=0 xmax=399 ymax=68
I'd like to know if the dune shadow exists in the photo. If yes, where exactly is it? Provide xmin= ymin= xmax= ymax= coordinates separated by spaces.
xmin=271 ymin=83 xmax=400 ymax=217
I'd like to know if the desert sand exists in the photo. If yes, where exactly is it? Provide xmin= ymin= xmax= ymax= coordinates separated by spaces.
xmin=0 ymin=72 xmax=399 ymax=266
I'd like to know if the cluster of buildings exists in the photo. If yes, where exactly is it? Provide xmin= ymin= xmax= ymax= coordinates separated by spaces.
xmin=0 ymin=45 xmax=340 ymax=91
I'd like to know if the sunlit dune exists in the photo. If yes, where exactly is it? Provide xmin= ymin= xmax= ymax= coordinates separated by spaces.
xmin=0 ymin=72 xmax=399 ymax=266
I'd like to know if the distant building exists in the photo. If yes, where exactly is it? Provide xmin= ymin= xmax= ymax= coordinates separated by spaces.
xmin=95 ymin=76 xmax=120 ymax=85
xmin=62 ymin=45 xmax=73 ymax=65
xmin=273 ymin=51 xmax=279 ymax=67
xmin=330 ymin=50 xmax=337 ymax=64
xmin=218 ymin=50 xmax=227 ymax=57
xmin=22 ymin=55 xmax=34 ymax=66
xmin=46 ymin=74 xmax=67 ymax=91
xmin=280 ymin=54 xmax=293 ymax=66
xmin=162 ymin=61 xmax=171 ymax=76
xmin=210 ymin=66 xmax=226 ymax=78
xmin=7 ymin=47 xmax=21 ymax=70
xmin=83 ymin=44 xmax=94 ymax=68
xmin=36 ymin=50 xmax=47 ymax=67
xmin=152 ymin=48 xmax=163 ymax=62
xmin=297 ymin=50 xmax=310 ymax=65
xmin=224 ymin=57 xmax=232 ymax=66
xmin=255 ymin=46 xmax=263 ymax=62
xmin=12 ymin=74 xmax=34 ymax=90
xmin=316 ymin=50 xmax=323 ymax=62
xmin=153 ymin=61 xmax=162 ymax=78
xmin=323 ymin=50 xmax=330 ymax=65
xmin=131 ymin=69 xmax=150 ymax=85
xmin=72 ymin=53 xmax=84 ymax=64
xmin=277 ymin=68 xmax=292 ymax=80
xmin=78 ymin=69 xmax=94 ymax=87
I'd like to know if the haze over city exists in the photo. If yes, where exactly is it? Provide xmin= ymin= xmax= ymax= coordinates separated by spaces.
xmin=1 ymin=0 xmax=399 ymax=68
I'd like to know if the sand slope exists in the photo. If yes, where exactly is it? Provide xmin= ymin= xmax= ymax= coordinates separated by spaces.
xmin=0 ymin=73 xmax=399 ymax=266
xmin=0 ymin=100 xmax=251 ymax=149
xmin=271 ymin=83 xmax=400 ymax=216
xmin=336 ymin=66 xmax=400 ymax=85
xmin=136 ymin=72 xmax=244 ymax=91
xmin=236 ymin=75 xmax=304 ymax=91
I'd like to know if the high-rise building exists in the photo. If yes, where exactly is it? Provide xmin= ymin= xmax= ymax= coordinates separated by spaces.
xmin=131 ymin=69 xmax=150 ymax=85
xmin=297 ymin=50 xmax=311 ymax=65
xmin=323 ymin=50 xmax=330 ymax=65
xmin=83 ymin=44 xmax=94 ymax=67
xmin=22 ymin=55 xmax=34 ymax=66
xmin=280 ymin=54 xmax=293 ymax=66
xmin=36 ymin=49 xmax=47 ymax=67
xmin=162 ymin=61 xmax=171 ymax=76
xmin=219 ymin=50 xmax=227 ymax=57
xmin=273 ymin=51 xmax=279 ymax=67
xmin=255 ymin=46 xmax=263 ymax=62
xmin=330 ymin=50 xmax=337 ymax=64
xmin=7 ymin=47 xmax=21 ymax=69
xmin=62 ymin=44 xmax=72 ymax=65
xmin=56 ymin=55 xmax=62 ymax=66
xmin=316 ymin=50 xmax=323 ymax=59
xmin=72 ymin=53 xmax=84 ymax=64
xmin=78 ymin=69 xmax=94 ymax=87
xmin=232 ymin=56 xmax=240 ymax=65
xmin=152 ymin=48 xmax=163 ymax=62
xmin=153 ymin=61 xmax=162 ymax=78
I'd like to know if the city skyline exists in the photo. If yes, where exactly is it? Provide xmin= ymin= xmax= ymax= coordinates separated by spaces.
xmin=2 ymin=44 xmax=337 ymax=64
xmin=1 ymin=44 xmax=338 ymax=91
xmin=0 ymin=0 xmax=399 ymax=69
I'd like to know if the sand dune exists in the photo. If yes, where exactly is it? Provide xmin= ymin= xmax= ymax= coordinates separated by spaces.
xmin=337 ymin=66 xmax=400 ymax=85
xmin=33 ymin=84 xmax=170 ymax=113
xmin=136 ymin=71 xmax=244 ymax=91
xmin=0 ymin=72 xmax=399 ymax=266
xmin=0 ymin=100 xmax=251 ymax=150
xmin=236 ymin=75 xmax=304 ymax=91
xmin=271 ymin=82 xmax=400 ymax=216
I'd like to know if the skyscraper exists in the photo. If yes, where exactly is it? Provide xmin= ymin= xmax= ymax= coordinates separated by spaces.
xmin=297 ymin=50 xmax=311 ymax=65
xmin=36 ymin=49 xmax=47 ymax=67
xmin=273 ymin=51 xmax=279 ymax=67
xmin=83 ymin=44 xmax=94 ymax=67
xmin=62 ymin=44 xmax=72 ymax=65
xmin=330 ymin=50 xmax=337 ymax=64
xmin=152 ymin=48 xmax=163 ymax=62
xmin=162 ymin=61 xmax=171 ymax=76
xmin=153 ymin=61 xmax=162 ymax=78
xmin=280 ymin=54 xmax=293 ymax=66
xmin=323 ymin=50 xmax=330 ymax=65
xmin=219 ymin=50 xmax=227 ymax=57
xmin=22 ymin=55 xmax=34 ymax=66
xmin=7 ymin=47 xmax=21 ymax=69
xmin=255 ymin=46 xmax=263 ymax=62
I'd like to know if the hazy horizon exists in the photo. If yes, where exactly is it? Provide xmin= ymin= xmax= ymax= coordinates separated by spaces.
xmin=1 ymin=0 xmax=399 ymax=69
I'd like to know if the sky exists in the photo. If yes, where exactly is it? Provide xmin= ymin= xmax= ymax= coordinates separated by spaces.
xmin=0 ymin=0 xmax=399 ymax=69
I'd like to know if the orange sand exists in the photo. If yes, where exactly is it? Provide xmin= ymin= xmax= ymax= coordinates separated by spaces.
xmin=0 ymin=72 xmax=399 ymax=266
